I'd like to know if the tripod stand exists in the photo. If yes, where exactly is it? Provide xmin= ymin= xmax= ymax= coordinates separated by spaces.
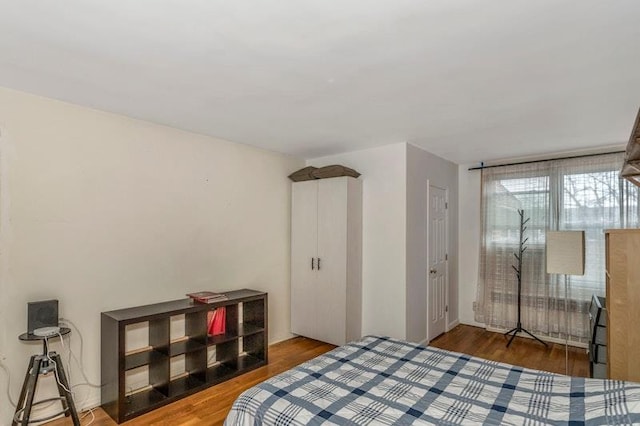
xmin=14 ymin=328 xmax=80 ymax=426
xmin=505 ymin=209 xmax=547 ymax=348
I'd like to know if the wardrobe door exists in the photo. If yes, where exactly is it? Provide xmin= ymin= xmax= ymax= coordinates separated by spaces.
xmin=291 ymin=181 xmax=319 ymax=339
xmin=316 ymin=178 xmax=349 ymax=345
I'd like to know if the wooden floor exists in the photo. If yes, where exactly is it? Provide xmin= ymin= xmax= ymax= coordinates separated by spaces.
xmin=46 ymin=325 xmax=589 ymax=426
xmin=430 ymin=325 xmax=589 ymax=377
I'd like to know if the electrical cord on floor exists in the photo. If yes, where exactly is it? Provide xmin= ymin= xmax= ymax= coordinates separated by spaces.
xmin=81 ymin=407 xmax=96 ymax=426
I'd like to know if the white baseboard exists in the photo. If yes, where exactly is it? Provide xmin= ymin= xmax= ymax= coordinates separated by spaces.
xmin=420 ymin=319 xmax=460 ymax=346
xmin=447 ymin=319 xmax=460 ymax=331
xmin=268 ymin=333 xmax=295 ymax=346
xmin=459 ymin=319 xmax=487 ymax=328
xmin=78 ymin=395 xmax=102 ymax=414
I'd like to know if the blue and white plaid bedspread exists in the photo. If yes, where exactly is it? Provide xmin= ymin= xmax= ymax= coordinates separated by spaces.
xmin=225 ymin=336 xmax=640 ymax=425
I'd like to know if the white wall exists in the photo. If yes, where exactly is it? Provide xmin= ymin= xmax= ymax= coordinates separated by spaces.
xmin=308 ymin=143 xmax=408 ymax=339
xmin=406 ymin=144 xmax=459 ymax=343
xmin=457 ymin=165 xmax=485 ymax=327
xmin=0 ymin=87 xmax=303 ymax=422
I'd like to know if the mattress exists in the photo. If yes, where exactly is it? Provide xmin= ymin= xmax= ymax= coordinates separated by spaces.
xmin=225 ymin=335 xmax=640 ymax=425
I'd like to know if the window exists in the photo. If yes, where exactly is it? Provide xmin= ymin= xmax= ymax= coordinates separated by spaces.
xmin=475 ymin=153 xmax=640 ymax=343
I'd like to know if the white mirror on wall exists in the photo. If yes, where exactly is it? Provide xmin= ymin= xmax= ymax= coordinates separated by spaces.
xmin=546 ymin=230 xmax=585 ymax=375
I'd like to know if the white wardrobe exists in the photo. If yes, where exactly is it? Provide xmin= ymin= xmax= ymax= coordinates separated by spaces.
xmin=290 ymin=176 xmax=362 ymax=346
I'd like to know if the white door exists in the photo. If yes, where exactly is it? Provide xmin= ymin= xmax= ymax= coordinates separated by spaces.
xmin=428 ymin=185 xmax=448 ymax=340
xmin=291 ymin=180 xmax=318 ymax=339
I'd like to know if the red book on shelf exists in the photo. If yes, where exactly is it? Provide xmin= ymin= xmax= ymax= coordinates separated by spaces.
xmin=207 ymin=310 xmax=215 ymax=334
xmin=208 ymin=307 xmax=226 ymax=336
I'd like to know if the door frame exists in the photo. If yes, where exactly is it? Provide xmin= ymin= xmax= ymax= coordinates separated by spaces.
xmin=427 ymin=182 xmax=449 ymax=342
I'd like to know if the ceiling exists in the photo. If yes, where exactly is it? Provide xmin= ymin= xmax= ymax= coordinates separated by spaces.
xmin=1 ymin=0 xmax=639 ymax=164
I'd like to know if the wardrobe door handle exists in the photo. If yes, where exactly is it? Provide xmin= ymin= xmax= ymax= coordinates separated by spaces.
xmin=311 ymin=258 xmax=315 ymax=270
xmin=317 ymin=258 xmax=321 ymax=270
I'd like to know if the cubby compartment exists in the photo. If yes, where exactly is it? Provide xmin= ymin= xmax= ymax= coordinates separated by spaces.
xmin=170 ymin=354 xmax=186 ymax=380
xmin=123 ymin=356 xmax=169 ymax=417
xmin=206 ymin=345 xmax=217 ymax=367
xmin=102 ymin=289 xmax=268 ymax=423
xmin=125 ymin=322 xmax=149 ymax=353
xmin=124 ymin=384 xmax=166 ymax=418
xmin=223 ymin=304 xmax=239 ymax=336
xmin=243 ymin=332 xmax=266 ymax=360
xmin=243 ymin=299 xmax=266 ymax=329
xmin=125 ymin=365 xmax=150 ymax=395
xmin=215 ymin=339 xmax=239 ymax=364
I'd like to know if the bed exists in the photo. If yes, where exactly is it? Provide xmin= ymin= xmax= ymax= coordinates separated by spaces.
xmin=225 ymin=336 xmax=640 ymax=425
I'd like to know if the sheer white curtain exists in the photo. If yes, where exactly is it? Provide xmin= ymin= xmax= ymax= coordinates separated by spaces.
xmin=475 ymin=153 xmax=640 ymax=343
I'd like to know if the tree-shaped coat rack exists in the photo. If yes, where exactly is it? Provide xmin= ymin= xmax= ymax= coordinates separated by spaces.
xmin=504 ymin=209 xmax=548 ymax=348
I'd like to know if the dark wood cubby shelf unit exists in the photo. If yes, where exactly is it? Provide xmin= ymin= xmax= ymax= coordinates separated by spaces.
xmin=101 ymin=289 xmax=268 ymax=424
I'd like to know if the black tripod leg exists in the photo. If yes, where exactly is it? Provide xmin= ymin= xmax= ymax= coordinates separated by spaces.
xmin=504 ymin=326 xmax=519 ymax=348
xmin=521 ymin=328 xmax=548 ymax=347
xmin=504 ymin=327 xmax=518 ymax=336
xmin=20 ymin=357 xmax=42 ymax=426
xmin=53 ymin=353 xmax=80 ymax=426
xmin=13 ymin=356 xmax=37 ymax=426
